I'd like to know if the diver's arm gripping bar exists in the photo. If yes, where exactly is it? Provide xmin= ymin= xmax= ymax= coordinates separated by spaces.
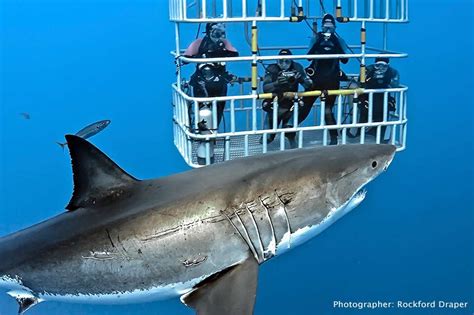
xmin=258 ymin=88 xmax=364 ymax=100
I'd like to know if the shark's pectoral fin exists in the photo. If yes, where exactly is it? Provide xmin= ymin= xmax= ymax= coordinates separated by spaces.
xmin=7 ymin=290 xmax=42 ymax=314
xmin=65 ymin=135 xmax=139 ymax=211
xmin=181 ymin=256 xmax=259 ymax=315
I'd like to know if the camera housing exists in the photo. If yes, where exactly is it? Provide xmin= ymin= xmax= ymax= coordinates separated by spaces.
xmin=279 ymin=70 xmax=298 ymax=84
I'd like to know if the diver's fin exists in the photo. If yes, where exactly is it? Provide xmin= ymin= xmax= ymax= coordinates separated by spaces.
xmin=7 ymin=290 xmax=43 ymax=315
xmin=65 ymin=134 xmax=138 ymax=211
xmin=181 ymin=256 xmax=259 ymax=315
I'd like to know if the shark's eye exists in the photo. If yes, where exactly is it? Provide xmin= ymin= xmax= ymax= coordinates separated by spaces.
xmin=371 ymin=161 xmax=378 ymax=168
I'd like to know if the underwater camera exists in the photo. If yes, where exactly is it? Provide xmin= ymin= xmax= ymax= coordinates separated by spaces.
xmin=279 ymin=70 xmax=298 ymax=84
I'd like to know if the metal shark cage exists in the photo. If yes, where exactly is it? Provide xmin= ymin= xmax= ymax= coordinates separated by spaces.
xmin=170 ymin=0 xmax=409 ymax=167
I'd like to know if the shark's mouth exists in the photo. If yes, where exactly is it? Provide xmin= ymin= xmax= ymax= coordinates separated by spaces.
xmin=333 ymin=187 xmax=367 ymax=218
xmin=349 ymin=188 xmax=367 ymax=208
xmin=275 ymin=187 xmax=369 ymax=254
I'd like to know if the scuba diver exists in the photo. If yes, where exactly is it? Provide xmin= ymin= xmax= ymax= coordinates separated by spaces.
xmin=357 ymin=57 xmax=400 ymax=142
xmin=260 ymin=49 xmax=312 ymax=148
xmin=184 ymin=22 xmax=239 ymax=126
xmin=300 ymin=14 xmax=348 ymax=145
xmin=183 ymin=23 xmax=239 ymax=165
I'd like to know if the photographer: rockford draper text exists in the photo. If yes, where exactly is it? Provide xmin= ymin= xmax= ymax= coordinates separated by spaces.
xmin=333 ymin=300 xmax=468 ymax=310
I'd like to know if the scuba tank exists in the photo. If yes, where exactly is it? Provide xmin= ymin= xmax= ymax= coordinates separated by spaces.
xmin=196 ymin=102 xmax=215 ymax=165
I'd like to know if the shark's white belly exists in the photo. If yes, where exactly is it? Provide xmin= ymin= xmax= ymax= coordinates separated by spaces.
xmin=0 ymin=273 xmax=205 ymax=304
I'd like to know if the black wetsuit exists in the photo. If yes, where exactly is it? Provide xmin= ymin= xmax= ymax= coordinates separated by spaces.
xmin=262 ymin=62 xmax=312 ymax=141
xmin=300 ymin=33 xmax=348 ymax=141
xmin=359 ymin=65 xmax=399 ymax=138
xmin=188 ymin=36 xmax=238 ymax=127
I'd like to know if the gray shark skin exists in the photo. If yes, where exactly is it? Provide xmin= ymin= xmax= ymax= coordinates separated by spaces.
xmin=0 ymin=135 xmax=396 ymax=314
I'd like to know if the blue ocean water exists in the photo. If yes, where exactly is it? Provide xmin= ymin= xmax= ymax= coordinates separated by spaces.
xmin=0 ymin=0 xmax=472 ymax=314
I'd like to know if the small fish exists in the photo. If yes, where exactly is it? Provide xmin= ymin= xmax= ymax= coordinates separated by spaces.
xmin=57 ymin=120 xmax=111 ymax=150
xmin=19 ymin=112 xmax=31 ymax=120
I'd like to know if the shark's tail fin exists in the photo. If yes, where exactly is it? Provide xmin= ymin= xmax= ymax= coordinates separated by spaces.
xmin=56 ymin=141 xmax=67 ymax=151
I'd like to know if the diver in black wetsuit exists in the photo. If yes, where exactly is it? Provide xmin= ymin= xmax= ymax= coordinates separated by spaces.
xmin=260 ymin=49 xmax=313 ymax=148
xmin=184 ymin=23 xmax=239 ymax=126
xmin=300 ymin=14 xmax=348 ymax=145
xmin=183 ymin=23 xmax=239 ymax=165
xmin=358 ymin=57 xmax=400 ymax=142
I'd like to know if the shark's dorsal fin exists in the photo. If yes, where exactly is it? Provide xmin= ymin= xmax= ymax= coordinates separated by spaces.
xmin=65 ymin=135 xmax=138 ymax=211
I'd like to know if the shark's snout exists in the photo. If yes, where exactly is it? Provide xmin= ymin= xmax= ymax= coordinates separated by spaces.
xmin=381 ymin=145 xmax=397 ymax=172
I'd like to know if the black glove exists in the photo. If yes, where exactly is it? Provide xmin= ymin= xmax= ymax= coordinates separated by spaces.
xmin=277 ymin=76 xmax=289 ymax=86
xmin=262 ymin=100 xmax=273 ymax=113
xmin=359 ymin=99 xmax=369 ymax=109
xmin=198 ymin=119 xmax=209 ymax=131
xmin=294 ymin=72 xmax=303 ymax=83
xmin=388 ymin=96 xmax=396 ymax=111
xmin=222 ymin=72 xmax=236 ymax=83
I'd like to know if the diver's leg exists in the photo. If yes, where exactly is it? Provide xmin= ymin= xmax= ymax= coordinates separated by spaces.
xmin=216 ymin=101 xmax=226 ymax=128
xmin=193 ymin=86 xmax=212 ymax=165
xmin=281 ymin=109 xmax=297 ymax=149
xmin=367 ymin=96 xmax=383 ymax=137
xmin=300 ymin=79 xmax=323 ymax=124
xmin=299 ymin=95 xmax=319 ymax=124
xmin=266 ymin=114 xmax=276 ymax=143
xmin=373 ymin=97 xmax=388 ymax=141
xmin=324 ymin=96 xmax=338 ymax=145
xmin=260 ymin=100 xmax=276 ymax=144
xmin=354 ymin=95 xmax=369 ymax=138
xmin=191 ymin=85 xmax=206 ymax=132
xmin=215 ymin=84 xmax=227 ymax=128
xmin=324 ymin=80 xmax=340 ymax=145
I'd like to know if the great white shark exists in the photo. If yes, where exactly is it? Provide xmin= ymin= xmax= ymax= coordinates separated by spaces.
xmin=0 ymin=135 xmax=396 ymax=314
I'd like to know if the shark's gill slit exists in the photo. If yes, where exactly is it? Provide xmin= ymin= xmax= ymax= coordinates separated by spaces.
xmin=220 ymin=210 xmax=246 ymax=244
xmin=276 ymin=192 xmax=292 ymax=249
xmin=233 ymin=210 xmax=260 ymax=262
xmin=259 ymin=197 xmax=277 ymax=258
xmin=245 ymin=204 xmax=265 ymax=262
xmin=105 ymin=229 xmax=116 ymax=248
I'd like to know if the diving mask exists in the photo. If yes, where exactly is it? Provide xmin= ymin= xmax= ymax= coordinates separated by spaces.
xmin=277 ymin=59 xmax=292 ymax=71
xmin=322 ymin=25 xmax=335 ymax=34
xmin=210 ymin=24 xmax=226 ymax=43
xmin=374 ymin=61 xmax=389 ymax=75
